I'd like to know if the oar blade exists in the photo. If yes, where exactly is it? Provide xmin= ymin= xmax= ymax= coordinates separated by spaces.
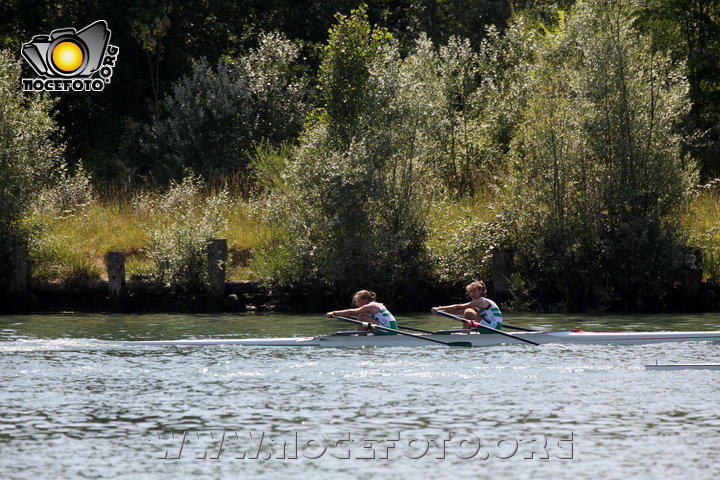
xmin=448 ymin=341 xmax=473 ymax=348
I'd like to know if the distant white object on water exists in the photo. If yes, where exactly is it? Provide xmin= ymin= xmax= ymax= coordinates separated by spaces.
xmin=645 ymin=361 xmax=720 ymax=371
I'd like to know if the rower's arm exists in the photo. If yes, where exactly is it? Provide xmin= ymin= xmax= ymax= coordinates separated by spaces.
xmin=326 ymin=304 xmax=378 ymax=318
xmin=432 ymin=302 xmax=473 ymax=314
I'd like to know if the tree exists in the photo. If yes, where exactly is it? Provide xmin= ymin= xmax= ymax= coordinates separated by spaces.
xmin=0 ymin=50 xmax=63 ymax=288
xmin=252 ymin=7 xmax=428 ymax=305
xmin=137 ymin=32 xmax=309 ymax=182
xmin=499 ymin=0 xmax=696 ymax=309
xmin=632 ymin=0 xmax=720 ymax=177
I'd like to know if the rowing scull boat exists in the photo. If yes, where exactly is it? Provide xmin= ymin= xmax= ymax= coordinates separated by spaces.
xmin=645 ymin=362 xmax=720 ymax=370
xmin=124 ymin=329 xmax=720 ymax=347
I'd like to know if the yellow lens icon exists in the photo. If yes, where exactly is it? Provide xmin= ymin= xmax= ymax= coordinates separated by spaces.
xmin=51 ymin=41 xmax=84 ymax=73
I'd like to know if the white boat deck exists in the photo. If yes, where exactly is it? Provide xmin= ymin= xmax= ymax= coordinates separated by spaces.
xmin=124 ymin=330 xmax=720 ymax=348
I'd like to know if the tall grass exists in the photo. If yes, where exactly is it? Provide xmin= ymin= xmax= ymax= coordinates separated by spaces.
xmin=29 ymin=189 xmax=266 ymax=283
xmin=27 ymin=181 xmax=720 ymax=286
xmin=686 ymin=187 xmax=720 ymax=281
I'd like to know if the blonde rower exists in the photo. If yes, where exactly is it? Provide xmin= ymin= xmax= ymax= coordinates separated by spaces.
xmin=326 ymin=290 xmax=398 ymax=333
xmin=431 ymin=280 xmax=503 ymax=331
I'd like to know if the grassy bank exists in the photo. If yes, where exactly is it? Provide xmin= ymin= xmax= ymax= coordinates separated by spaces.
xmin=29 ymin=194 xmax=268 ymax=282
xmin=686 ymin=187 xmax=720 ymax=281
xmin=26 ymin=186 xmax=720 ymax=287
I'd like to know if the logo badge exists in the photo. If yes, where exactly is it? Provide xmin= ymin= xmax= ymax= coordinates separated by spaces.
xmin=21 ymin=20 xmax=119 ymax=92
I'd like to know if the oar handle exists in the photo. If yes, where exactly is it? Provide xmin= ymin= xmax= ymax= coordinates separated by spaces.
xmin=434 ymin=310 xmax=540 ymax=346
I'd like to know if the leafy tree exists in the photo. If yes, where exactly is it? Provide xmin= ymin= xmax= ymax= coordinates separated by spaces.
xmin=318 ymin=5 xmax=393 ymax=147
xmin=632 ymin=0 xmax=720 ymax=176
xmin=0 ymin=50 xmax=63 ymax=287
xmin=136 ymin=32 xmax=308 ymax=182
xmin=252 ymin=7 xmax=427 ymax=305
xmin=498 ymin=0 xmax=696 ymax=309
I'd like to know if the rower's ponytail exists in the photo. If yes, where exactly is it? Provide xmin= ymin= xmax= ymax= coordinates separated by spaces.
xmin=353 ymin=290 xmax=377 ymax=305
xmin=466 ymin=280 xmax=487 ymax=296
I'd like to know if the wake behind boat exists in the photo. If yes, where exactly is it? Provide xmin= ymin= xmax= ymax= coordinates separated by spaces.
xmin=124 ymin=329 xmax=720 ymax=348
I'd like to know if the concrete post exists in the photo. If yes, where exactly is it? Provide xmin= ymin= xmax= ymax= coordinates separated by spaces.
xmin=107 ymin=251 xmax=126 ymax=310
xmin=492 ymin=247 xmax=514 ymax=300
xmin=6 ymin=243 xmax=27 ymax=295
xmin=207 ymin=238 xmax=227 ymax=311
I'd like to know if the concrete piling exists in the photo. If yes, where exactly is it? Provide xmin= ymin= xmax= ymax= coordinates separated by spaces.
xmin=207 ymin=238 xmax=227 ymax=311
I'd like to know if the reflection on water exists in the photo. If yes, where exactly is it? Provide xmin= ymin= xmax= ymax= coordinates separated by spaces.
xmin=1 ymin=313 xmax=719 ymax=479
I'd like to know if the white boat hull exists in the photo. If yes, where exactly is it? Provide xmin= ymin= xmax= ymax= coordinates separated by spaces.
xmin=124 ymin=330 xmax=720 ymax=348
xmin=645 ymin=363 xmax=720 ymax=371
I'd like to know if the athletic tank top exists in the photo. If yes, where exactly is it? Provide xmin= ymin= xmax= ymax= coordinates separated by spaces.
xmin=368 ymin=302 xmax=398 ymax=334
xmin=476 ymin=297 xmax=503 ymax=330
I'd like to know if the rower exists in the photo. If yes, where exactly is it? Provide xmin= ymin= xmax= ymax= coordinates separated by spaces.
xmin=326 ymin=290 xmax=398 ymax=335
xmin=431 ymin=280 xmax=503 ymax=332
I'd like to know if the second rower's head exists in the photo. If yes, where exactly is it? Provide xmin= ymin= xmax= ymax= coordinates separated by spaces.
xmin=352 ymin=290 xmax=376 ymax=307
xmin=466 ymin=280 xmax=487 ymax=300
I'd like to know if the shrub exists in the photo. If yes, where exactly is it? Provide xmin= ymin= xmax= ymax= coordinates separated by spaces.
xmin=252 ymin=8 xmax=428 ymax=304
xmin=0 ymin=49 xmax=62 ymax=287
xmin=34 ymin=162 xmax=94 ymax=217
xmin=138 ymin=175 xmax=229 ymax=293
xmin=136 ymin=32 xmax=308 ymax=182
xmin=497 ymin=0 xmax=696 ymax=310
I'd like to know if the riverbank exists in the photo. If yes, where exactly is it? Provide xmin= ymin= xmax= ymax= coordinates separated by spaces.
xmin=4 ymin=186 xmax=719 ymax=314
xmin=4 ymin=275 xmax=720 ymax=315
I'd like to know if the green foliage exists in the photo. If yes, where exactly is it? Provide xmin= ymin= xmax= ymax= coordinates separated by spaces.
xmin=133 ymin=32 xmax=308 ymax=182
xmin=27 ymin=227 xmax=102 ymax=282
xmin=0 ymin=49 xmax=63 ymax=286
xmin=34 ymin=162 xmax=94 ymax=217
xmin=632 ymin=0 xmax=720 ymax=176
xmin=7 ymin=0 xmax=719 ymax=312
xmin=400 ymin=35 xmax=481 ymax=196
xmin=136 ymin=175 xmax=229 ymax=293
xmin=473 ymin=19 xmax=542 ymax=174
xmin=686 ymin=183 xmax=720 ymax=282
xmin=318 ymin=5 xmax=392 ymax=146
xmin=253 ymin=13 xmax=429 ymax=303
xmin=429 ymin=220 xmax=495 ymax=286
xmin=497 ymin=0 xmax=697 ymax=310
xmin=248 ymin=142 xmax=292 ymax=193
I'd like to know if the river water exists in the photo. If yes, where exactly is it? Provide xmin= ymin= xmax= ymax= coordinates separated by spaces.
xmin=1 ymin=312 xmax=719 ymax=479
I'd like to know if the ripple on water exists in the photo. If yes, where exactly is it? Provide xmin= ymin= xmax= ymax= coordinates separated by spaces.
xmin=1 ymin=314 xmax=719 ymax=479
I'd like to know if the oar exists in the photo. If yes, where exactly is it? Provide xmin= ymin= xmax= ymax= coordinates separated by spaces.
xmin=500 ymin=323 xmax=539 ymax=333
xmin=433 ymin=310 xmax=541 ymax=346
xmin=397 ymin=324 xmax=436 ymax=334
xmin=344 ymin=316 xmax=435 ymax=334
xmin=332 ymin=315 xmax=471 ymax=347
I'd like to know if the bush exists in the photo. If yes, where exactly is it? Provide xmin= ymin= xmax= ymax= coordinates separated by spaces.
xmin=0 ymin=49 xmax=62 ymax=287
xmin=34 ymin=162 xmax=94 ymax=217
xmin=135 ymin=32 xmax=309 ymax=182
xmin=425 ymin=197 xmax=496 ymax=286
xmin=137 ymin=175 xmax=229 ymax=293
xmin=497 ymin=0 xmax=696 ymax=310
xmin=252 ymin=8 xmax=428 ymax=304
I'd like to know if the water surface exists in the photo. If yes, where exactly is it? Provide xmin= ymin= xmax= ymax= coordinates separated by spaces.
xmin=1 ymin=313 xmax=719 ymax=479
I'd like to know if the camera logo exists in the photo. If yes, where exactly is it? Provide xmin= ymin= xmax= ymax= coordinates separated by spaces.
xmin=21 ymin=20 xmax=119 ymax=92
